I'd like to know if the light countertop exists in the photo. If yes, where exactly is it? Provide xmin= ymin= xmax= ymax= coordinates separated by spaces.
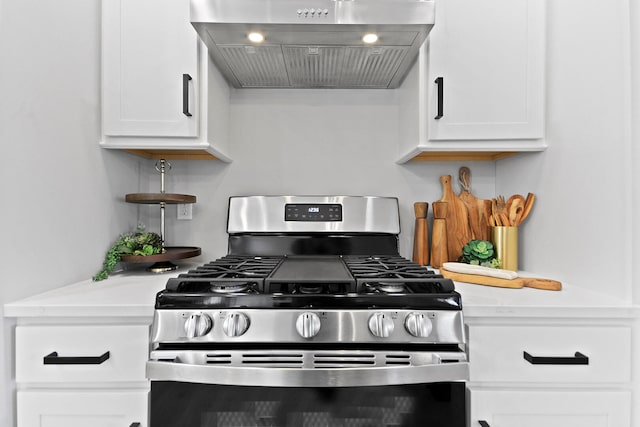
xmin=4 ymin=266 xmax=638 ymax=319
xmin=3 ymin=266 xmax=189 ymax=318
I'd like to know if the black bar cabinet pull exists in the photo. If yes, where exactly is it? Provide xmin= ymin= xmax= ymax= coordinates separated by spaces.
xmin=129 ymin=423 xmax=141 ymax=427
xmin=183 ymin=73 xmax=193 ymax=117
xmin=523 ymin=351 xmax=589 ymax=365
xmin=43 ymin=351 xmax=110 ymax=365
xmin=478 ymin=421 xmax=490 ymax=427
xmin=434 ymin=76 xmax=444 ymax=119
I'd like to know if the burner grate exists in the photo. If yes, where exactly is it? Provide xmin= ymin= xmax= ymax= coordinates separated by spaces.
xmin=165 ymin=256 xmax=283 ymax=293
xmin=162 ymin=254 xmax=455 ymax=298
xmin=193 ymin=255 xmax=283 ymax=278
xmin=343 ymin=256 xmax=453 ymax=293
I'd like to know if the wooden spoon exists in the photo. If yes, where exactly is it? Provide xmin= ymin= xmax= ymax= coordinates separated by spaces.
xmin=519 ymin=193 xmax=536 ymax=225
xmin=506 ymin=195 xmax=525 ymax=226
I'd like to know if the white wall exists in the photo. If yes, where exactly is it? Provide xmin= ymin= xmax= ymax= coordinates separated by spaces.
xmin=135 ymin=89 xmax=496 ymax=262
xmin=631 ymin=0 xmax=640 ymax=306
xmin=496 ymin=0 xmax=633 ymax=299
xmin=0 ymin=1 xmax=140 ymax=425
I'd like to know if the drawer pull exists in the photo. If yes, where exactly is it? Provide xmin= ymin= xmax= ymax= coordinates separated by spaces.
xmin=478 ymin=422 xmax=490 ymax=427
xmin=523 ymin=351 xmax=589 ymax=365
xmin=43 ymin=351 xmax=110 ymax=365
xmin=129 ymin=423 xmax=141 ymax=427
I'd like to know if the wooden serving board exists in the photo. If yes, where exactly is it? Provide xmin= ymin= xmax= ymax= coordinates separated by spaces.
xmin=441 ymin=269 xmax=562 ymax=291
xmin=458 ymin=167 xmax=491 ymax=242
xmin=436 ymin=175 xmax=472 ymax=262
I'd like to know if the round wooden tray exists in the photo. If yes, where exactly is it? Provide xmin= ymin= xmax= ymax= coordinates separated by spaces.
xmin=120 ymin=246 xmax=201 ymax=263
xmin=125 ymin=193 xmax=196 ymax=204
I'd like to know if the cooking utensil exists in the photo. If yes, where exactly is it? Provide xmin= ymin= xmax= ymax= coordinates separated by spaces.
xmin=440 ymin=269 xmax=562 ymax=291
xmin=491 ymin=196 xmax=509 ymax=227
xmin=491 ymin=198 xmax=501 ymax=226
xmin=458 ymin=167 xmax=490 ymax=241
xmin=437 ymin=175 xmax=472 ymax=263
xmin=412 ymin=202 xmax=429 ymax=266
xmin=430 ymin=201 xmax=449 ymax=268
xmin=519 ymin=192 xmax=536 ymax=224
xmin=507 ymin=198 xmax=523 ymax=226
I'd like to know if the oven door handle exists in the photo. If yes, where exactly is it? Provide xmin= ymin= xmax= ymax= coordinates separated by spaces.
xmin=146 ymin=360 xmax=469 ymax=387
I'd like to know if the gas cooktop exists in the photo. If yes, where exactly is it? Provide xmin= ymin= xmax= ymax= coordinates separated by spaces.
xmin=157 ymin=255 xmax=460 ymax=310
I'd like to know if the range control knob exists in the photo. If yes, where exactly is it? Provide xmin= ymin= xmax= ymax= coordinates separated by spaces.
xmin=184 ymin=313 xmax=213 ymax=338
xmin=223 ymin=311 xmax=250 ymax=337
xmin=296 ymin=312 xmax=321 ymax=338
xmin=368 ymin=312 xmax=395 ymax=338
xmin=404 ymin=312 xmax=433 ymax=338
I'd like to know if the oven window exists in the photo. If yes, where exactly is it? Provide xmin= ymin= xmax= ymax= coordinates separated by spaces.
xmin=150 ymin=381 xmax=465 ymax=427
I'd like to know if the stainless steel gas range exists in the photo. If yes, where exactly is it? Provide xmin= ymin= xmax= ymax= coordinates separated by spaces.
xmin=147 ymin=196 xmax=468 ymax=427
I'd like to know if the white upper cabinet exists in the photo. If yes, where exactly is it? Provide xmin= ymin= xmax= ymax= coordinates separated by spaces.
xmin=103 ymin=0 xmax=197 ymax=137
xmin=101 ymin=0 xmax=231 ymax=161
xmin=398 ymin=0 xmax=546 ymax=162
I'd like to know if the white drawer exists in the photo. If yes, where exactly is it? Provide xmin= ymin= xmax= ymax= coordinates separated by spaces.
xmin=469 ymin=388 xmax=631 ymax=427
xmin=16 ymin=325 xmax=149 ymax=383
xmin=17 ymin=390 xmax=148 ymax=427
xmin=468 ymin=324 xmax=631 ymax=383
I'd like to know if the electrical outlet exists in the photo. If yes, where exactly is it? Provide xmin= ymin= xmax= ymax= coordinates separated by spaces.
xmin=177 ymin=204 xmax=192 ymax=220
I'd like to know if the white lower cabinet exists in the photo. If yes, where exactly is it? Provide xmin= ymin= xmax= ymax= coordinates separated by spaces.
xmin=468 ymin=389 xmax=630 ymax=427
xmin=17 ymin=390 xmax=148 ymax=427
xmin=14 ymin=322 xmax=151 ymax=427
xmin=466 ymin=321 xmax=633 ymax=427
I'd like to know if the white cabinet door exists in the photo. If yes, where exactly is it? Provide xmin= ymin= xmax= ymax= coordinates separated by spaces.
xmin=103 ymin=0 xmax=198 ymax=137
xmin=469 ymin=388 xmax=631 ymax=427
xmin=17 ymin=390 xmax=148 ymax=427
xmin=427 ymin=0 xmax=545 ymax=140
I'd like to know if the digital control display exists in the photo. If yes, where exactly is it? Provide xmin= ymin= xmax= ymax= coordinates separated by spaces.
xmin=285 ymin=204 xmax=342 ymax=222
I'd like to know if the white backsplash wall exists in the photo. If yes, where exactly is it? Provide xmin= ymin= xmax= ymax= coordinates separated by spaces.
xmin=496 ymin=0 xmax=633 ymax=300
xmin=136 ymin=89 xmax=496 ymax=262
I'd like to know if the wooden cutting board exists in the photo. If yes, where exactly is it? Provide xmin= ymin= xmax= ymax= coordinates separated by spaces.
xmin=457 ymin=167 xmax=491 ymax=242
xmin=436 ymin=175 xmax=472 ymax=262
xmin=441 ymin=269 xmax=562 ymax=291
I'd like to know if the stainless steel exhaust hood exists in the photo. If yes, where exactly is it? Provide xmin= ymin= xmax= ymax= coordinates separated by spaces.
xmin=190 ymin=0 xmax=435 ymax=89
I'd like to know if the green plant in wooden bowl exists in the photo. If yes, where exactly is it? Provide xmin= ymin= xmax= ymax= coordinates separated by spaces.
xmin=93 ymin=225 xmax=163 ymax=281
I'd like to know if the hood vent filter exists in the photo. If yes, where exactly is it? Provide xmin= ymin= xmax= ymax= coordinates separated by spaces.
xmin=191 ymin=0 xmax=435 ymax=89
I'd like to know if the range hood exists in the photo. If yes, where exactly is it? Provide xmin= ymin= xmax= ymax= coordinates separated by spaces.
xmin=190 ymin=0 xmax=435 ymax=89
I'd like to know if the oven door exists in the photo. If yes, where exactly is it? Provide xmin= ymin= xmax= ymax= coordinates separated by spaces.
xmin=147 ymin=351 xmax=468 ymax=427
xmin=150 ymin=381 xmax=465 ymax=427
